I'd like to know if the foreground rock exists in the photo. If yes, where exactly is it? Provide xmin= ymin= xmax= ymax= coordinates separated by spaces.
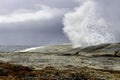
xmin=0 ymin=62 xmax=120 ymax=80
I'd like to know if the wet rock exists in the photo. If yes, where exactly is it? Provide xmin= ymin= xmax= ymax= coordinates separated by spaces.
xmin=114 ymin=50 xmax=120 ymax=57
xmin=81 ymin=44 xmax=110 ymax=52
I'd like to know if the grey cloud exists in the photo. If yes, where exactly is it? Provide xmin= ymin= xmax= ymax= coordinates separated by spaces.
xmin=0 ymin=14 xmax=69 ymax=45
xmin=0 ymin=0 xmax=79 ymax=14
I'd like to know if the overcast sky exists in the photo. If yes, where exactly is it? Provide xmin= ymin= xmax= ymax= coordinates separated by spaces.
xmin=0 ymin=0 xmax=119 ymax=46
xmin=0 ymin=0 xmax=79 ymax=46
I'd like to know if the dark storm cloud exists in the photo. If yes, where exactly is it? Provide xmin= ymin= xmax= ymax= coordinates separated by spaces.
xmin=0 ymin=0 xmax=79 ymax=45
xmin=0 ymin=9 xmax=69 ymax=45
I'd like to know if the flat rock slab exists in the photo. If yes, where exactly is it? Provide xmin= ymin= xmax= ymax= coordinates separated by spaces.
xmin=0 ymin=52 xmax=119 ymax=71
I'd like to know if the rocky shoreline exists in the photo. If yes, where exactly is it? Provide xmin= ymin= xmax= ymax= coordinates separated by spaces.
xmin=0 ymin=43 xmax=120 ymax=80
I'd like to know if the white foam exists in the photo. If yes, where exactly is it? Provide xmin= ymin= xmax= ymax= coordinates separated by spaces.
xmin=63 ymin=0 xmax=115 ymax=48
xmin=18 ymin=46 xmax=45 ymax=52
xmin=18 ymin=43 xmax=72 ymax=52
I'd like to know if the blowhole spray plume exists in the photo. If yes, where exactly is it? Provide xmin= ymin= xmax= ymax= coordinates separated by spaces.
xmin=63 ymin=0 xmax=115 ymax=48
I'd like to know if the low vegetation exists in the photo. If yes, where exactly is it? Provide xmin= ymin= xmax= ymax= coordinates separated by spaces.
xmin=0 ymin=62 xmax=119 ymax=80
